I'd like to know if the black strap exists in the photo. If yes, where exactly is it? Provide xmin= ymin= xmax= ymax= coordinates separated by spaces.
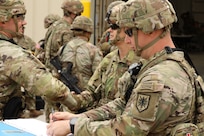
xmin=0 ymin=38 xmax=18 ymax=45
xmin=165 ymin=46 xmax=199 ymax=74
xmin=125 ymin=62 xmax=143 ymax=102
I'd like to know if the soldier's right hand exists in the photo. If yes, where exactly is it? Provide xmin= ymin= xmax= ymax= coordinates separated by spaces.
xmin=49 ymin=111 xmax=80 ymax=122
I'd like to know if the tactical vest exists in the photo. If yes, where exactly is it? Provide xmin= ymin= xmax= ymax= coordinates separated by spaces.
xmin=128 ymin=47 xmax=204 ymax=135
xmin=126 ymin=47 xmax=204 ymax=136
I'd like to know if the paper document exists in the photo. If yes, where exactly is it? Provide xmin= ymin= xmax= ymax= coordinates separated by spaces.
xmin=0 ymin=121 xmax=34 ymax=136
xmin=2 ymin=118 xmax=47 ymax=136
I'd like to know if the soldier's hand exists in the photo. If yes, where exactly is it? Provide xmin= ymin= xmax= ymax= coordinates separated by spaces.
xmin=47 ymin=120 xmax=70 ymax=136
xmin=49 ymin=111 xmax=79 ymax=121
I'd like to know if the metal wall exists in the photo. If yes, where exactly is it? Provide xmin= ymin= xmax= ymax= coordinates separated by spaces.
xmin=91 ymin=0 xmax=116 ymax=44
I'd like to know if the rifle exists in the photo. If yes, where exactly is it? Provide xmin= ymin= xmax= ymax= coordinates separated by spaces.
xmin=125 ymin=62 xmax=143 ymax=102
xmin=50 ymin=56 xmax=81 ymax=94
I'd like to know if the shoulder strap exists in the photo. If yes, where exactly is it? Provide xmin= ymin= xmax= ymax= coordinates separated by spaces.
xmin=0 ymin=38 xmax=18 ymax=45
xmin=142 ymin=46 xmax=204 ymax=124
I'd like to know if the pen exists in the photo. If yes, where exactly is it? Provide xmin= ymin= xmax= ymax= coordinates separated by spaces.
xmin=51 ymin=108 xmax=55 ymax=121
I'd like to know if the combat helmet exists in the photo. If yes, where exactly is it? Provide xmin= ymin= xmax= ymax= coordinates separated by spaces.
xmin=61 ymin=0 xmax=84 ymax=16
xmin=117 ymin=0 xmax=177 ymax=56
xmin=0 ymin=0 xmax=26 ymax=22
xmin=44 ymin=14 xmax=61 ymax=29
xmin=105 ymin=1 xmax=125 ymax=24
xmin=108 ymin=3 xmax=126 ymax=44
xmin=71 ymin=16 xmax=93 ymax=33
xmin=117 ymin=0 xmax=177 ymax=34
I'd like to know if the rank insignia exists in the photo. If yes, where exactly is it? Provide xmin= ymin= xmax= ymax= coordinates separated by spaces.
xmin=136 ymin=94 xmax=150 ymax=112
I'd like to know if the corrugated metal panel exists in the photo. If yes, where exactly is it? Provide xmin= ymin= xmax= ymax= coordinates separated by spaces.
xmin=92 ymin=0 xmax=117 ymax=44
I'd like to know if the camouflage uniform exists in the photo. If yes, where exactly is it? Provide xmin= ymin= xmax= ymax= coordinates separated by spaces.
xmin=14 ymin=35 xmax=43 ymax=118
xmin=34 ymin=13 xmax=61 ymax=63
xmin=68 ymin=3 xmax=140 ymax=112
xmin=44 ymin=0 xmax=84 ymax=74
xmin=73 ymin=49 xmax=139 ymax=111
xmin=44 ymin=0 xmax=84 ymax=122
xmin=75 ymin=50 xmax=197 ymax=135
xmin=44 ymin=14 xmax=61 ymax=29
xmin=58 ymin=16 xmax=103 ymax=111
xmin=71 ymin=0 xmax=198 ymax=135
xmin=13 ymin=35 xmax=36 ymax=54
xmin=0 ymin=0 xmax=77 ymax=120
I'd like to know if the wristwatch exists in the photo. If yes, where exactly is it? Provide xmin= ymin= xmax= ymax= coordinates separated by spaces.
xmin=70 ymin=117 xmax=78 ymax=134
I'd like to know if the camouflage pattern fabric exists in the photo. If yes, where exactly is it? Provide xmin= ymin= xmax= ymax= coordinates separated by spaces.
xmin=44 ymin=14 xmax=60 ymax=29
xmin=35 ymin=14 xmax=60 ymax=64
xmin=70 ymin=16 xmax=93 ymax=33
xmin=0 ymin=0 xmax=26 ymax=22
xmin=0 ymin=34 xmax=77 ymax=119
xmin=59 ymin=36 xmax=103 ymax=91
xmin=13 ymin=35 xmax=36 ymax=54
xmin=61 ymin=0 xmax=84 ymax=15
xmin=70 ymin=49 xmax=139 ymax=111
xmin=44 ymin=18 xmax=74 ymax=74
xmin=117 ymin=0 xmax=177 ymax=34
xmin=73 ymin=49 xmax=197 ymax=135
xmin=43 ymin=17 xmax=74 ymax=123
xmin=34 ymin=39 xmax=46 ymax=64
xmin=14 ymin=35 xmax=37 ymax=111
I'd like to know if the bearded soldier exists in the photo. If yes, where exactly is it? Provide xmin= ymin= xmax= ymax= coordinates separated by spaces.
xmin=0 ymin=0 xmax=77 ymax=120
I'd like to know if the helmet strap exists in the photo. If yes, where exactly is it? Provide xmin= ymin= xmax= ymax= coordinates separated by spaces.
xmin=133 ymin=28 xmax=142 ymax=56
xmin=133 ymin=28 xmax=168 ymax=56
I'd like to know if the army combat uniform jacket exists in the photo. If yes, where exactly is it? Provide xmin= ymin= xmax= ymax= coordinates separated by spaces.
xmin=71 ymin=49 xmax=140 ymax=111
xmin=59 ymin=36 xmax=103 ymax=91
xmin=74 ymin=48 xmax=196 ymax=136
xmin=44 ymin=18 xmax=73 ymax=73
xmin=0 ymin=35 xmax=77 ymax=119
xmin=13 ymin=35 xmax=36 ymax=54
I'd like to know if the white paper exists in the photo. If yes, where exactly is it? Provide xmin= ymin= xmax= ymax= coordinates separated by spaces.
xmin=4 ymin=118 xmax=47 ymax=136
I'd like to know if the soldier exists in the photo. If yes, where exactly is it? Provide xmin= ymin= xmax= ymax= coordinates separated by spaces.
xmin=63 ymin=2 xmax=139 ymax=112
xmin=35 ymin=14 xmax=61 ymax=64
xmin=47 ymin=0 xmax=202 ymax=135
xmin=44 ymin=0 xmax=84 ymax=75
xmin=44 ymin=16 xmax=103 ymax=121
xmin=58 ymin=16 xmax=103 ymax=92
xmin=97 ymin=1 xmax=124 ymax=57
xmin=44 ymin=14 xmax=61 ymax=29
xmin=43 ymin=0 xmax=84 ymax=122
xmin=13 ymin=28 xmax=43 ymax=118
xmin=0 ymin=0 xmax=77 ymax=120
xmin=13 ymin=33 xmax=36 ymax=54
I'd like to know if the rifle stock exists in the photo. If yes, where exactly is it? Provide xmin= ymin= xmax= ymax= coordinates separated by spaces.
xmin=50 ymin=56 xmax=81 ymax=94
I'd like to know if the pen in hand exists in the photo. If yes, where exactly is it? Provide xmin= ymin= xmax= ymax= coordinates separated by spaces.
xmin=51 ymin=108 xmax=56 ymax=122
